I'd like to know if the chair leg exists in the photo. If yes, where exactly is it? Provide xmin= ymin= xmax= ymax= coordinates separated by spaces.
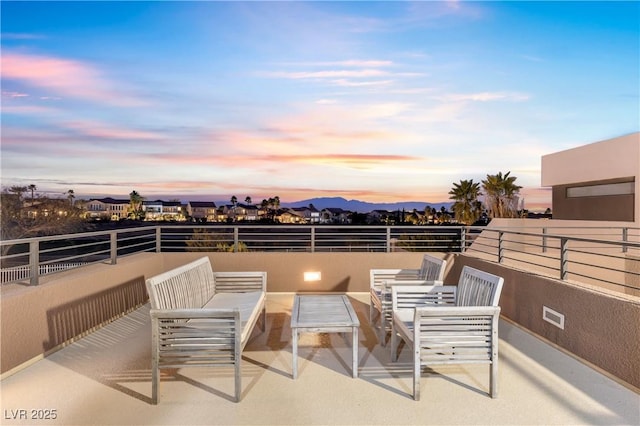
xmin=490 ymin=359 xmax=498 ymax=398
xmin=234 ymin=353 xmax=242 ymax=402
xmin=261 ymin=307 xmax=266 ymax=332
xmin=390 ymin=322 xmax=398 ymax=362
xmin=379 ymin=314 xmax=387 ymax=346
xmin=151 ymin=320 xmax=159 ymax=404
xmin=151 ymin=364 xmax=159 ymax=404
xmin=413 ymin=343 xmax=420 ymax=401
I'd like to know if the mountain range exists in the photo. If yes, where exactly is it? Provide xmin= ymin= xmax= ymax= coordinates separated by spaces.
xmin=280 ymin=197 xmax=452 ymax=212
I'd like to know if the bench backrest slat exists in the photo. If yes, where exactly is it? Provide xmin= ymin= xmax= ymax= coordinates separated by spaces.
xmin=146 ymin=257 xmax=216 ymax=309
xmin=418 ymin=254 xmax=447 ymax=281
xmin=456 ymin=266 xmax=504 ymax=307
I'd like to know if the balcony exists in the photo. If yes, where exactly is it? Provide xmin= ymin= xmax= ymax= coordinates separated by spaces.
xmin=1 ymin=224 xmax=639 ymax=424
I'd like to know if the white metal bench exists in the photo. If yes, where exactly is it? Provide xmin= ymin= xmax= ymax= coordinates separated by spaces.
xmin=390 ymin=265 xmax=504 ymax=400
xmin=370 ymin=254 xmax=446 ymax=345
xmin=145 ymin=257 xmax=267 ymax=403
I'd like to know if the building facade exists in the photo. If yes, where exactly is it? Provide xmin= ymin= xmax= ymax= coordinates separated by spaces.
xmin=541 ymin=132 xmax=639 ymax=223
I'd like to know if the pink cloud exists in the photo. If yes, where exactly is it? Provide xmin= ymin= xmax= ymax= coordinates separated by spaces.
xmin=63 ymin=121 xmax=163 ymax=140
xmin=2 ymin=52 xmax=146 ymax=107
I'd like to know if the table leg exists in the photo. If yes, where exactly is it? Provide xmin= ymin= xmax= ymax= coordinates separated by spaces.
xmin=352 ymin=327 xmax=358 ymax=378
xmin=292 ymin=328 xmax=298 ymax=379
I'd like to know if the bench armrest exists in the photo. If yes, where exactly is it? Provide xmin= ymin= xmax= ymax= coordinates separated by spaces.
xmin=150 ymin=308 xmax=240 ymax=320
xmin=213 ymin=271 xmax=267 ymax=293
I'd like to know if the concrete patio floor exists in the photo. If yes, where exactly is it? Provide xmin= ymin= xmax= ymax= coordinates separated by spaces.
xmin=1 ymin=293 xmax=638 ymax=425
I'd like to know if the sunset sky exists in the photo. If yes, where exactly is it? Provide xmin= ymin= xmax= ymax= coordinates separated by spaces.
xmin=2 ymin=1 xmax=638 ymax=211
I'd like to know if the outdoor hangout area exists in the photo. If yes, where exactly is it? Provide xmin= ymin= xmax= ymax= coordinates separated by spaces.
xmin=1 ymin=235 xmax=639 ymax=425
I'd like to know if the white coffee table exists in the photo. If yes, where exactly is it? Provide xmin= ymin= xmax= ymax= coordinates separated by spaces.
xmin=291 ymin=294 xmax=360 ymax=379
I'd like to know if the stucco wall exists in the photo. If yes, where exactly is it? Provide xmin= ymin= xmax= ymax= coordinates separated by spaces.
xmin=0 ymin=253 xmax=163 ymax=375
xmin=541 ymin=132 xmax=640 ymax=224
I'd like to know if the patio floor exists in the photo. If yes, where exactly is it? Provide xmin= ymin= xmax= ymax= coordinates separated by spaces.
xmin=1 ymin=293 xmax=638 ymax=425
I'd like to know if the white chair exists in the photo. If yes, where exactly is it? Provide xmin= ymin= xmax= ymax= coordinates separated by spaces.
xmin=369 ymin=254 xmax=446 ymax=345
xmin=390 ymin=266 xmax=504 ymax=400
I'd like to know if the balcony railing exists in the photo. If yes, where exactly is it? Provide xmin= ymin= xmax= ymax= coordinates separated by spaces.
xmin=1 ymin=225 xmax=639 ymax=294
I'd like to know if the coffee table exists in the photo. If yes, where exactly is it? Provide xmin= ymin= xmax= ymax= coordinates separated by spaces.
xmin=291 ymin=294 xmax=360 ymax=379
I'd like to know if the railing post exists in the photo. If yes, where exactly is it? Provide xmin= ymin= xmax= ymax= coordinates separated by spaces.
xmin=386 ymin=227 xmax=391 ymax=253
xmin=622 ymin=228 xmax=628 ymax=253
xmin=29 ymin=240 xmax=39 ymax=286
xmin=110 ymin=231 xmax=117 ymax=264
xmin=233 ymin=227 xmax=239 ymax=252
xmin=310 ymin=227 xmax=315 ymax=253
xmin=542 ymin=227 xmax=547 ymax=253
xmin=498 ymin=231 xmax=504 ymax=263
xmin=460 ymin=227 xmax=466 ymax=253
xmin=155 ymin=227 xmax=162 ymax=253
xmin=560 ymin=238 xmax=569 ymax=280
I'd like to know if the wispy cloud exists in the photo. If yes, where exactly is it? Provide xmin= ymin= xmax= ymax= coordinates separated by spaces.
xmin=280 ymin=60 xmax=394 ymax=68
xmin=264 ymin=69 xmax=389 ymax=79
xmin=2 ymin=52 xmax=146 ymax=107
xmin=63 ymin=121 xmax=164 ymax=141
xmin=1 ymin=32 xmax=45 ymax=40
xmin=332 ymin=79 xmax=394 ymax=87
xmin=437 ymin=92 xmax=530 ymax=102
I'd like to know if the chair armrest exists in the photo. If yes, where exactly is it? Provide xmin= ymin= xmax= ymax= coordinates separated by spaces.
xmin=415 ymin=305 xmax=500 ymax=318
xmin=370 ymin=268 xmax=421 ymax=290
xmin=391 ymin=285 xmax=457 ymax=311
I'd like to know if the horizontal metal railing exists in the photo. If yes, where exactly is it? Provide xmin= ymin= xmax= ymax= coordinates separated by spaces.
xmin=1 ymin=225 xmax=639 ymax=295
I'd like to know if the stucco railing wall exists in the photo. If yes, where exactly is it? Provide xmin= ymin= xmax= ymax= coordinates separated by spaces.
xmin=2 ymin=250 xmax=638 ymax=391
xmin=1 ymin=251 xmax=434 ymax=375
xmin=453 ymin=254 xmax=640 ymax=391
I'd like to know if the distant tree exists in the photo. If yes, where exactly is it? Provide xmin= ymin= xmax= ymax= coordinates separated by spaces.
xmin=449 ymin=179 xmax=482 ymax=225
xmin=128 ymin=190 xmax=144 ymax=220
xmin=231 ymin=195 xmax=237 ymax=206
xmin=1 ymin=187 xmax=86 ymax=253
xmin=28 ymin=184 xmax=37 ymax=204
xmin=544 ymin=207 xmax=552 ymax=215
xmin=482 ymin=171 xmax=522 ymax=218
xmin=244 ymin=196 xmax=252 ymax=205
xmin=66 ymin=189 xmax=75 ymax=206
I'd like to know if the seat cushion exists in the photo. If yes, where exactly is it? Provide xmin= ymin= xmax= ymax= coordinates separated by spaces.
xmin=202 ymin=291 xmax=265 ymax=344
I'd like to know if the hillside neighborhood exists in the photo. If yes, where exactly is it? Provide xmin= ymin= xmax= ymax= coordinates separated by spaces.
xmin=84 ymin=197 xmax=457 ymax=225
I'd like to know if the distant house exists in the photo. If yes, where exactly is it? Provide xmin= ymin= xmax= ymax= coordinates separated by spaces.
xmin=320 ymin=207 xmax=351 ymax=224
xmin=222 ymin=203 xmax=259 ymax=222
xmin=187 ymin=201 xmax=217 ymax=222
xmin=143 ymin=200 xmax=185 ymax=221
xmin=87 ymin=197 xmax=130 ymax=220
xmin=291 ymin=205 xmax=320 ymax=224
xmin=277 ymin=208 xmax=305 ymax=224
xmin=367 ymin=209 xmax=394 ymax=225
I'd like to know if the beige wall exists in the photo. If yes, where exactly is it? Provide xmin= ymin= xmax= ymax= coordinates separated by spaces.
xmin=2 ymin=251 xmax=638 ymax=391
xmin=541 ymin=132 xmax=640 ymax=224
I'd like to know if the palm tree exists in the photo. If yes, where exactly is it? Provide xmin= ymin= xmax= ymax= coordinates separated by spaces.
xmin=28 ymin=184 xmax=37 ymax=205
xmin=128 ymin=190 xmax=144 ymax=220
xmin=482 ymin=171 xmax=522 ymax=218
xmin=66 ymin=189 xmax=75 ymax=206
xmin=231 ymin=195 xmax=237 ymax=206
xmin=244 ymin=196 xmax=252 ymax=205
xmin=448 ymin=179 xmax=482 ymax=225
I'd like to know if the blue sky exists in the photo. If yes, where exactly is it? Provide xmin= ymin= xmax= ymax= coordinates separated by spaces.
xmin=2 ymin=1 xmax=638 ymax=210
